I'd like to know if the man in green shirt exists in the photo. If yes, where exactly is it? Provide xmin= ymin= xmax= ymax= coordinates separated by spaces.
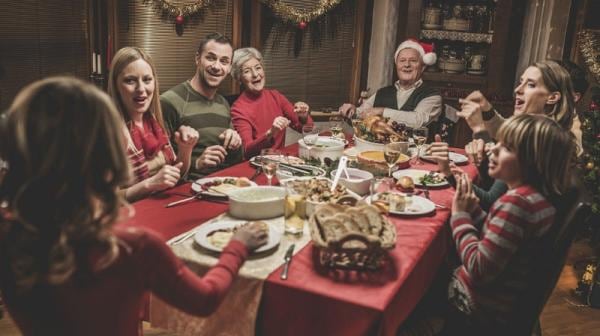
xmin=161 ymin=32 xmax=243 ymax=178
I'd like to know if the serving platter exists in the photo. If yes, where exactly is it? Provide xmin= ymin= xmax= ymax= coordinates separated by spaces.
xmin=249 ymin=155 xmax=305 ymax=168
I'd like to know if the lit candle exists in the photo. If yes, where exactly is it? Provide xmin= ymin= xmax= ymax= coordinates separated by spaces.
xmin=97 ymin=54 xmax=102 ymax=74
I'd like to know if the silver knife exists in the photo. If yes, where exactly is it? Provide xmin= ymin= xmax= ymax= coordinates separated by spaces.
xmin=280 ymin=244 xmax=295 ymax=280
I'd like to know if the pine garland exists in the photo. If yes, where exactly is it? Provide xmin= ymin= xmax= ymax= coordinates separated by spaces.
xmin=260 ymin=0 xmax=344 ymax=24
xmin=142 ymin=0 xmax=215 ymax=19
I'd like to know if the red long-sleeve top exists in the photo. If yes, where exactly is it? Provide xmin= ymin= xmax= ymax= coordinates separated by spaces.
xmin=0 ymin=227 xmax=249 ymax=336
xmin=231 ymin=89 xmax=313 ymax=159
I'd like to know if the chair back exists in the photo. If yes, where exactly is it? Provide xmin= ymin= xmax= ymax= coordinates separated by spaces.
xmin=511 ymin=185 xmax=591 ymax=335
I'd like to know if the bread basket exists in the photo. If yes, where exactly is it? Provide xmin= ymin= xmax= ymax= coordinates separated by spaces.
xmin=308 ymin=201 xmax=396 ymax=270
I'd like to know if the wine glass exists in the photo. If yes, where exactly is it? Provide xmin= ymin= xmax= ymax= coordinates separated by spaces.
xmin=412 ymin=127 xmax=429 ymax=165
xmin=302 ymin=125 xmax=319 ymax=160
xmin=260 ymin=148 xmax=280 ymax=186
xmin=329 ymin=116 xmax=343 ymax=139
xmin=384 ymin=142 xmax=405 ymax=179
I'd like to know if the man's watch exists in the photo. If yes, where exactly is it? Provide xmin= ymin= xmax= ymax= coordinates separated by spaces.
xmin=482 ymin=107 xmax=496 ymax=121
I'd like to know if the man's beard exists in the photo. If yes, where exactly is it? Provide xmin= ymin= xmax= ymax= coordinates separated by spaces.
xmin=198 ymin=70 xmax=222 ymax=89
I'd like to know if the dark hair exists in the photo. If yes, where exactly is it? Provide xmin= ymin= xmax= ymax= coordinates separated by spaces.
xmin=196 ymin=32 xmax=233 ymax=55
xmin=532 ymin=60 xmax=576 ymax=130
xmin=553 ymin=59 xmax=590 ymax=96
xmin=0 ymin=76 xmax=130 ymax=291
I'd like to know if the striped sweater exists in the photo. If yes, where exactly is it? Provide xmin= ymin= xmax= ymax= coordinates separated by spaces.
xmin=449 ymin=185 xmax=556 ymax=326
xmin=160 ymin=81 xmax=243 ymax=178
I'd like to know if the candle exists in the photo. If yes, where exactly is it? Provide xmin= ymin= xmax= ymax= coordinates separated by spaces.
xmin=97 ymin=54 xmax=102 ymax=74
xmin=92 ymin=52 xmax=97 ymax=73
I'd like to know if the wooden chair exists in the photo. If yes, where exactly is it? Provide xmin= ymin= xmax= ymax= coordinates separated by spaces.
xmin=510 ymin=186 xmax=592 ymax=335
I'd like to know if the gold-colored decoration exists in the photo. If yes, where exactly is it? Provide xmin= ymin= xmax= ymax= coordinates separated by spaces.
xmin=260 ymin=0 xmax=344 ymax=24
xmin=143 ymin=0 xmax=215 ymax=18
xmin=578 ymin=29 xmax=600 ymax=83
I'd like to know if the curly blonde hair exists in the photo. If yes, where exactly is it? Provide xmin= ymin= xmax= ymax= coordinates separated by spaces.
xmin=0 ymin=76 xmax=131 ymax=292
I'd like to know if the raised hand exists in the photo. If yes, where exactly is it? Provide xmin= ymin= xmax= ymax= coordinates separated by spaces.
xmin=452 ymin=174 xmax=479 ymax=213
xmin=147 ymin=162 xmax=183 ymax=192
xmin=338 ymin=103 xmax=356 ymax=119
xmin=457 ymin=99 xmax=486 ymax=133
xmin=424 ymin=134 xmax=450 ymax=176
xmin=293 ymin=101 xmax=310 ymax=121
xmin=465 ymin=139 xmax=486 ymax=167
xmin=232 ymin=221 xmax=269 ymax=251
xmin=174 ymin=125 xmax=199 ymax=153
xmin=464 ymin=90 xmax=493 ymax=112
xmin=195 ymin=145 xmax=227 ymax=171
xmin=219 ymin=129 xmax=242 ymax=150
xmin=270 ymin=116 xmax=291 ymax=136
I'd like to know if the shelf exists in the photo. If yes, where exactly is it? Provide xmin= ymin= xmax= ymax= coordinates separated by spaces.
xmin=423 ymin=71 xmax=487 ymax=85
xmin=420 ymin=29 xmax=493 ymax=44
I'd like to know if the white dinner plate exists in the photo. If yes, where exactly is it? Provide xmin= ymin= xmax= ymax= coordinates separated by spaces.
xmin=368 ymin=193 xmax=436 ymax=216
xmin=419 ymin=151 xmax=468 ymax=164
xmin=392 ymin=169 xmax=449 ymax=187
xmin=194 ymin=219 xmax=281 ymax=253
xmin=191 ymin=176 xmax=257 ymax=198
xmin=448 ymin=152 xmax=469 ymax=164
xmin=249 ymin=155 xmax=305 ymax=168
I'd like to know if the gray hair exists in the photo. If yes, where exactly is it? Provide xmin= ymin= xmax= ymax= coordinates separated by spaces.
xmin=231 ymin=47 xmax=263 ymax=81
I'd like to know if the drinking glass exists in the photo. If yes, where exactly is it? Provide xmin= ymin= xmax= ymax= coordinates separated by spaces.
xmin=260 ymin=148 xmax=280 ymax=186
xmin=284 ymin=183 xmax=306 ymax=236
xmin=302 ymin=125 xmax=319 ymax=160
xmin=412 ymin=127 xmax=429 ymax=165
xmin=384 ymin=142 xmax=405 ymax=178
xmin=329 ymin=116 xmax=343 ymax=139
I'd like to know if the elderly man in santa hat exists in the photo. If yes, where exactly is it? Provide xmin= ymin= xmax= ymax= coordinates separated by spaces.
xmin=339 ymin=39 xmax=442 ymax=128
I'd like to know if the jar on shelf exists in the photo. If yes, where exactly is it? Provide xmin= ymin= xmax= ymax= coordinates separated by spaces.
xmin=422 ymin=2 xmax=442 ymax=30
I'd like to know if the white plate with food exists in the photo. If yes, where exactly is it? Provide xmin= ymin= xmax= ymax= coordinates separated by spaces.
xmin=191 ymin=176 xmax=256 ymax=197
xmin=249 ymin=154 xmax=305 ymax=168
xmin=194 ymin=220 xmax=281 ymax=253
xmin=393 ymin=169 xmax=448 ymax=187
xmin=368 ymin=192 xmax=435 ymax=216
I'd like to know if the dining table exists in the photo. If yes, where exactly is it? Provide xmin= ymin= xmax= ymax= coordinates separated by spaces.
xmin=117 ymin=143 xmax=478 ymax=336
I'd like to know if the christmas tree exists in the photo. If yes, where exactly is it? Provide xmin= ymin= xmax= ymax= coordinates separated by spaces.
xmin=579 ymin=87 xmax=600 ymax=215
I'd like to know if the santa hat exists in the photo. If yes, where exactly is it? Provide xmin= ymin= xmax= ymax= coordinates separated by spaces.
xmin=394 ymin=38 xmax=437 ymax=66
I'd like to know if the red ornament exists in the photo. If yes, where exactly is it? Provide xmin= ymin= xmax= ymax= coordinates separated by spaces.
xmin=298 ymin=21 xmax=307 ymax=30
xmin=175 ymin=15 xmax=185 ymax=25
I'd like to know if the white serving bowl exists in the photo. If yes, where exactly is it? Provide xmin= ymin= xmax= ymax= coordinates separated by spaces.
xmin=228 ymin=186 xmax=285 ymax=220
xmin=353 ymin=136 xmax=385 ymax=152
xmin=298 ymin=136 xmax=345 ymax=163
xmin=329 ymin=168 xmax=374 ymax=196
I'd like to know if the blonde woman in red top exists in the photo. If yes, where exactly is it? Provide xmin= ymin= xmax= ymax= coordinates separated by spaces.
xmin=0 ymin=76 xmax=268 ymax=336
xmin=108 ymin=47 xmax=199 ymax=202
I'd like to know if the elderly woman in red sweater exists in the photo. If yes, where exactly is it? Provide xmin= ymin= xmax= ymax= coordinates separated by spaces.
xmin=231 ymin=47 xmax=313 ymax=159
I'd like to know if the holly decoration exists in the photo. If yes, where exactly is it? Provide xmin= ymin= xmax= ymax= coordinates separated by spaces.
xmin=579 ymin=87 xmax=600 ymax=214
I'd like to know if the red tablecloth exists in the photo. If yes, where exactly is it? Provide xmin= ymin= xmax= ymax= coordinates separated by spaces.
xmin=118 ymin=146 xmax=477 ymax=336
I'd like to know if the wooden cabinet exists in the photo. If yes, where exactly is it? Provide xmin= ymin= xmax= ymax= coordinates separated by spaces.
xmin=400 ymin=0 xmax=527 ymax=146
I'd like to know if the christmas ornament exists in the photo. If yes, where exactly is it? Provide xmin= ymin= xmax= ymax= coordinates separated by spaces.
xmin=144 ymin=0 xmax=214 ymax=24
xmin=175 ymin=14 xmax=185 ymax=25
xmin=261 ymin=0 xmax=343 ymax=24
xmin=298 ymin=21 xmax=307 ymax=29
xmin=587 ymin=162 xmax=595 ymax=170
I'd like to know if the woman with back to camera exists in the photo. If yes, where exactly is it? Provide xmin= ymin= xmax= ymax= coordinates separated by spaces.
xmin=0 ymin=76 xmax=268 ymax=335
xmin=108 ymin=47 xmax=199 ymax=202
